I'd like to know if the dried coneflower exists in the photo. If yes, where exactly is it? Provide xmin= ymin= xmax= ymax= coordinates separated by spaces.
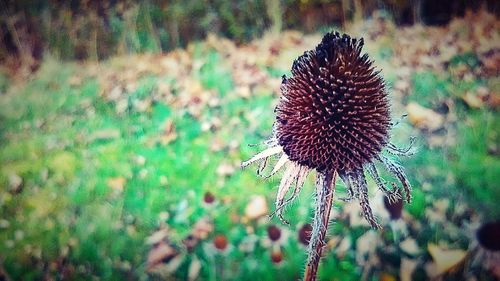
xmin=242 ymin=31 xmax=413 ymax=280
xmin=267 ymin=225 xmax=282 ymax=242
xmin=384 ymin=188 xmax=404 ymax=220
xmin=203 ymin=191 xmax=216 ymax=204
xmin=271 ymin=249 xmax=284 ymax=264
xmin=213 ymin=234 xmax=228 ymax=251
xmin=476 ymin=221 xmax=500 ymax=274
xmin=298 ymin=223 xmax=313 ymax=246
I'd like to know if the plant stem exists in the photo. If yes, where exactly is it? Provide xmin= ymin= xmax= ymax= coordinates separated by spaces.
xmin=304 ymin=170 xmax=337 ymax=281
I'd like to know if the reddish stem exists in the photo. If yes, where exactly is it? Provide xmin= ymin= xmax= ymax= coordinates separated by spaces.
xmin=304 ymin=171 xmax=337 ymax=281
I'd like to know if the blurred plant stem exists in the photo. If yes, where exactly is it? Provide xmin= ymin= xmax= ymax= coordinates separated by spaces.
xmin=304 ymin=171 xmax=337 ymax=281
xmin=266 ymin=0 xmax=282 ymax=34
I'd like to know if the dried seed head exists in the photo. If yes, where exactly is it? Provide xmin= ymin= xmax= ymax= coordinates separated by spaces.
xmin=203 ymin=191 xmax=215 ymax=204
xmin=477 ymin=221 xmax=500 ymax=251
xmin=267 ymin=225 xmax=282 ymax=241
xmin=213 ymin=234 xmax=228 ymax=251
xmin=383 ymin=193 xmax=404 ymax=220
xmin=276 ymin=32 xmax=390 ymax=173
xmin=298 ymin=223 xmax=313 ymax=245
xmin=271 ymin=249 xmax=284 ymax=264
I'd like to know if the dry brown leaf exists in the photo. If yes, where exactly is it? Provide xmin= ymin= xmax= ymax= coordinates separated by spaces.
xmin=146 ymin=228 xmax=169 ymax=245
xmin=486 ymin=91 xmax=500 ymax=109
xmin=406 ymin=102 xmax=444 ymax=131
xmin=400 ymin=238 xmax=420 ymax=256
xmin=462 ymin=92 xmax=484 ymax=108
xmin=146 ymin=241 xmax=177 ymax=271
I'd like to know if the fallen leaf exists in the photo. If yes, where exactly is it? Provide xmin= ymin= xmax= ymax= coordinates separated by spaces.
xmin=235 ymin=86 xmax=251 ymax=98
xmin=486 ymin=91 xmax=500 ymax=109
xmin=343 ymin=201 xmax=370 ymax=227
xmin=462 ymin=92 xmax=483 ymax=108
xmin=356 ymin=231 xmax=378 ymax=261
xmin=427 ymin=243 xmax=467 ymax=275
xmin=433 ymin=198 xmax=449 ymax=213
xmin=406 ymin=102 xmax=444 ymax=131
xmin=244 ymin=195 xmax=268 ymax=220
xmin=400 ymin=258 xmax=418 ymax=281
xmin=400 ymin=238 xmax=420 ymax=256
xmin=146 ymin=241 xmax=177 ymax=271
xmin=216 ymin=162 xmax=235 ymax=177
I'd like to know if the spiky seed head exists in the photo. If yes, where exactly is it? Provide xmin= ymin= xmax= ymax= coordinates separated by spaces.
xmin=276 ymin=32 xmax=390 ymax=173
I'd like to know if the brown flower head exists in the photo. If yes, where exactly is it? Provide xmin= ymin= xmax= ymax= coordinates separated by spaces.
xmin=276 ymin=32 xmax=389 ymax=173
xmin=477 ymin=221 xmax=500 ymax=252
xmin=298 ymin=223 xmax=313 ymax=245
xmin=475 ymin=221 xmax=500 ymax=277
xmin=203 ymin=191 xmax=216 ymax=204
xmin=242 ymin=31 xmax=413 ymax=229
xmin=213 ymin=234 xmax=228 ymax=251
xmin=271 ymin=249 xmax=284 ymax=264
xmin=267 ymin=225 xmax=282 ymax=242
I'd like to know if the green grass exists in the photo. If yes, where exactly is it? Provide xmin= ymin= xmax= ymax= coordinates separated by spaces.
xmin=452 ymin=110 xmax=500 ymax=218
xmin=0 ymin=47 xmax=499 ymax=280
xmin=0 ymin=55 xmax=311 ymax=280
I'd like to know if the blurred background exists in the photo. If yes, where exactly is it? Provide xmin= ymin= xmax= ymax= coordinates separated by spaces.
xmin=0 ymin=0 xmax=499 ymax=280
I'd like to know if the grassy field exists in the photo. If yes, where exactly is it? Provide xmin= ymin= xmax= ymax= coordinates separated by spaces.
xmin=1 ymin=12 xmax=499 ymax=281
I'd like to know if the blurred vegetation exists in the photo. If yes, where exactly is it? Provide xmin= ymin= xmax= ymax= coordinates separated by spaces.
xmin=1 ymin=0 xmax=498 ymax=66
xmin=0 ymin=1 xmax=499 ymax=281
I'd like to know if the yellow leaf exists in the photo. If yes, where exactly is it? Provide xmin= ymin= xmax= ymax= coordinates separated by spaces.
xmin=428 ymin=243 xmax=467 ymax=275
